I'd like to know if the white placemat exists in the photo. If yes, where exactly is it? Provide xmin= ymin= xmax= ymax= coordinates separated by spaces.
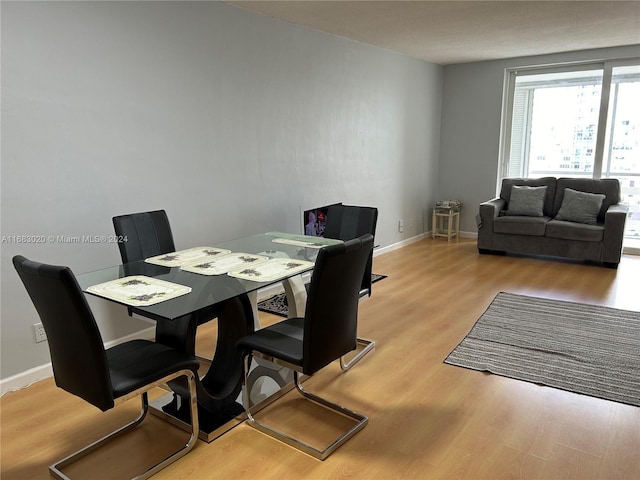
xmin=271 ymin=237 xmax=331 ymax=249
xmin=145 ymin=247 xmax=231 ymax=267
xmin=85 ymin=275 xmax=192 ymax=306
xmin=228 ymin=258 xmax=313 ymax=282
xmin=180 ymin=252 xmax=269 ymax=276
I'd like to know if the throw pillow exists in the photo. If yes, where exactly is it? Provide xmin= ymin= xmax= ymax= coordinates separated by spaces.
xmin=506 ymin=185 xmax=547 ymax=217
xmin=555 ymin=188 xmax=605 ymax=225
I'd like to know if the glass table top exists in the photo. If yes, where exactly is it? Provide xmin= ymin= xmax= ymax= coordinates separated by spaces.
xmin=76 ymin=232 xmax=341 ymax=321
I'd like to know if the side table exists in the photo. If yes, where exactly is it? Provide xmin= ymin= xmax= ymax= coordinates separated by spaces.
xmin=432 ymin=206 xmax=460 ymax=241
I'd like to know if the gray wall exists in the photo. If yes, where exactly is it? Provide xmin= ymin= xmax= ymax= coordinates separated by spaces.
xmin=1 ymin=2 xmax=442 ymax=379
xmin=439 ymin=44 xmax=640 ymax=233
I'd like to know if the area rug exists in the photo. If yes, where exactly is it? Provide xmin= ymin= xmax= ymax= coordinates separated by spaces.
xmin=257 ymin=274 xmax=387 ymax=318
xmin=444 ymin=292 xmax=640 ymax=407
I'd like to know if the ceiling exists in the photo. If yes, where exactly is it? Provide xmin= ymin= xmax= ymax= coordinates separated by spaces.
xmin=227 ymin=1 xmax=640 ymax=65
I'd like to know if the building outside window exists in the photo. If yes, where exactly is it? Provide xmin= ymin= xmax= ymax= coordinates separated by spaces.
xmin=500 ymin=60 xmax=640 ymax=248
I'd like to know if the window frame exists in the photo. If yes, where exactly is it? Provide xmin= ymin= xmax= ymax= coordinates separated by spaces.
xmin=498 ymin=57 xmax=640 ymax=183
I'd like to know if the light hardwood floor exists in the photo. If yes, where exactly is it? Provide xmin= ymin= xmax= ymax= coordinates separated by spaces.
xmin=2 ymin=238 xmax=639 ymax=479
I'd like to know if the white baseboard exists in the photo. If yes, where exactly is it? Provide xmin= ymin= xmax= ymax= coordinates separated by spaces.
xmin=375 ymin=232 xmax=429 ymax=256
xmin=0 ymin=364 xmax=54 ymax=396
xmin=374 ymin=230 xmax=477 ymax=257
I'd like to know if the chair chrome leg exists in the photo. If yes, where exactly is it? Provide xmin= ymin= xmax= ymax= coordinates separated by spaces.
xmin=340 ymin=337 xmax=375 ymax=371
xmin=134 ymin=370 xmax=199 ymax=480
xmin=291 ymin=371 xmax=368 ymax=459
xmin=242 ymin=355 xmax=368 ymax=460
xmin=50 ymin=370 xmax=199 ymax=480
xmin=50 ymin=394 xmax=150 ymax=479
xmin=246 ymin=362 xmax=293 ymax=407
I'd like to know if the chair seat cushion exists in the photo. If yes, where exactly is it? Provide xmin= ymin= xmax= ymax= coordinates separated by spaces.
xmin=236 ymin=317 xmax=304 ymax=367
xmin=107 ymin=339 xmax=199 ymax=399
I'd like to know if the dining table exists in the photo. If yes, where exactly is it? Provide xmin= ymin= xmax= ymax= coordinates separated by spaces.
xmin=76 ymin=231 xmax=342 ymax=441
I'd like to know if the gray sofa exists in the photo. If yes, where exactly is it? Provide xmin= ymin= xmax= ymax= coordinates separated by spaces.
xmin=477 ymin=177 xmax=628 ymax=268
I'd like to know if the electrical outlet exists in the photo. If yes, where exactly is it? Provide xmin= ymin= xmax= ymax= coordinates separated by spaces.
xmin=398 ymin=219 xmax=404 ymax=233
xmin=33 ymin=323 xmax=47 ymax=343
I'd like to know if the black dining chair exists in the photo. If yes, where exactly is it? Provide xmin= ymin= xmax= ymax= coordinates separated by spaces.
xmin=112 ymin=209 xmax=175 ymax=318
xmin=112 ymin=209 xmax=215 ymax=362
xmin=237 ymin=234 xmax=373 ymax=460
xmin=324 ymin=204 xmax=378 ymax=370
xmin=112 ymin=209 xmax=176 ymax=265
xmin=12 ymin=255 xmax=200 ymax=480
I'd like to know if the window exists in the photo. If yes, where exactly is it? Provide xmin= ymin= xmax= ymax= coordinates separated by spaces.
xmin=500 ymin=60 xmax=640 ymax=246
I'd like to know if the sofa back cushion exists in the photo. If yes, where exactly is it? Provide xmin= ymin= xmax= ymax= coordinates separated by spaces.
xmin=554 ymin=178 xmax=620 ymax=222
xmin=506 ymin=185 xmax=547 ymax=216
xmin=500 ymin=177 xmax=556 ymax=217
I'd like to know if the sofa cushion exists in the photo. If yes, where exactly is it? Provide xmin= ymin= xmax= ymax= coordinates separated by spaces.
xmin=505 ymin=185 xmax=547 ymax=217
xmin=546 ymin=220 xmax=604 ymax=242
xmin=553 ymin=178 xmax=620 ymax=221
xmin=494 ymin=215 xmax=549 ymax=236
xmin=500 ymin=177 xmax=556 ymax=217
xmin=555 ymin=188 xmax=605 ymax=225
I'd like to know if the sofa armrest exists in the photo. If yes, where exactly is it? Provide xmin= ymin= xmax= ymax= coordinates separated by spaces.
xmin=602 ymin=203 xmax=629 ymax=265
xmin=477 ymin=198 xmax=506 ymax=250
xmin=479 ymin=198 xmax=505 ymax=225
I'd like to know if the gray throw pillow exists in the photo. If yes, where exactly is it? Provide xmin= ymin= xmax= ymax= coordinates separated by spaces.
xmin=506 ymin=185 xmax=547 ymax=217
xmin=555 ymin=188 xmax=605 ymax=225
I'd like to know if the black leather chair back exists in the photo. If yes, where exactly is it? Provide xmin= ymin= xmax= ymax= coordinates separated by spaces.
xmin=303 ymin=234 xmax=374 ymax=374
xmin=112 ymin=210 xmax=175 ymax=264
xmin=13 ymin=256 xmax=114 ymax=411
xmin=324 ymin=205 xmax=378 ymax=294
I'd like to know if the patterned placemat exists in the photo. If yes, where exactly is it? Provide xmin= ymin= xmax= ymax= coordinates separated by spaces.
xmin=228 ymin=258 xmax=314 ymax=282
xmin=181 ymin=252 xmax=269 ymax=276
xmin=145 ymin=247 xmax=231 ymax=267
xmin=271 ymin=237 xmax=333 ymax=249
xmin=85 ymin=275 xmax=192 ymax=306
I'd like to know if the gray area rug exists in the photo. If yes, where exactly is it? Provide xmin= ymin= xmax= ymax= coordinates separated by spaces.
xmin=444 ymin=292 xmax=640 ymax=407
xmin=257 ymin=273 xmax=387 ymax=318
